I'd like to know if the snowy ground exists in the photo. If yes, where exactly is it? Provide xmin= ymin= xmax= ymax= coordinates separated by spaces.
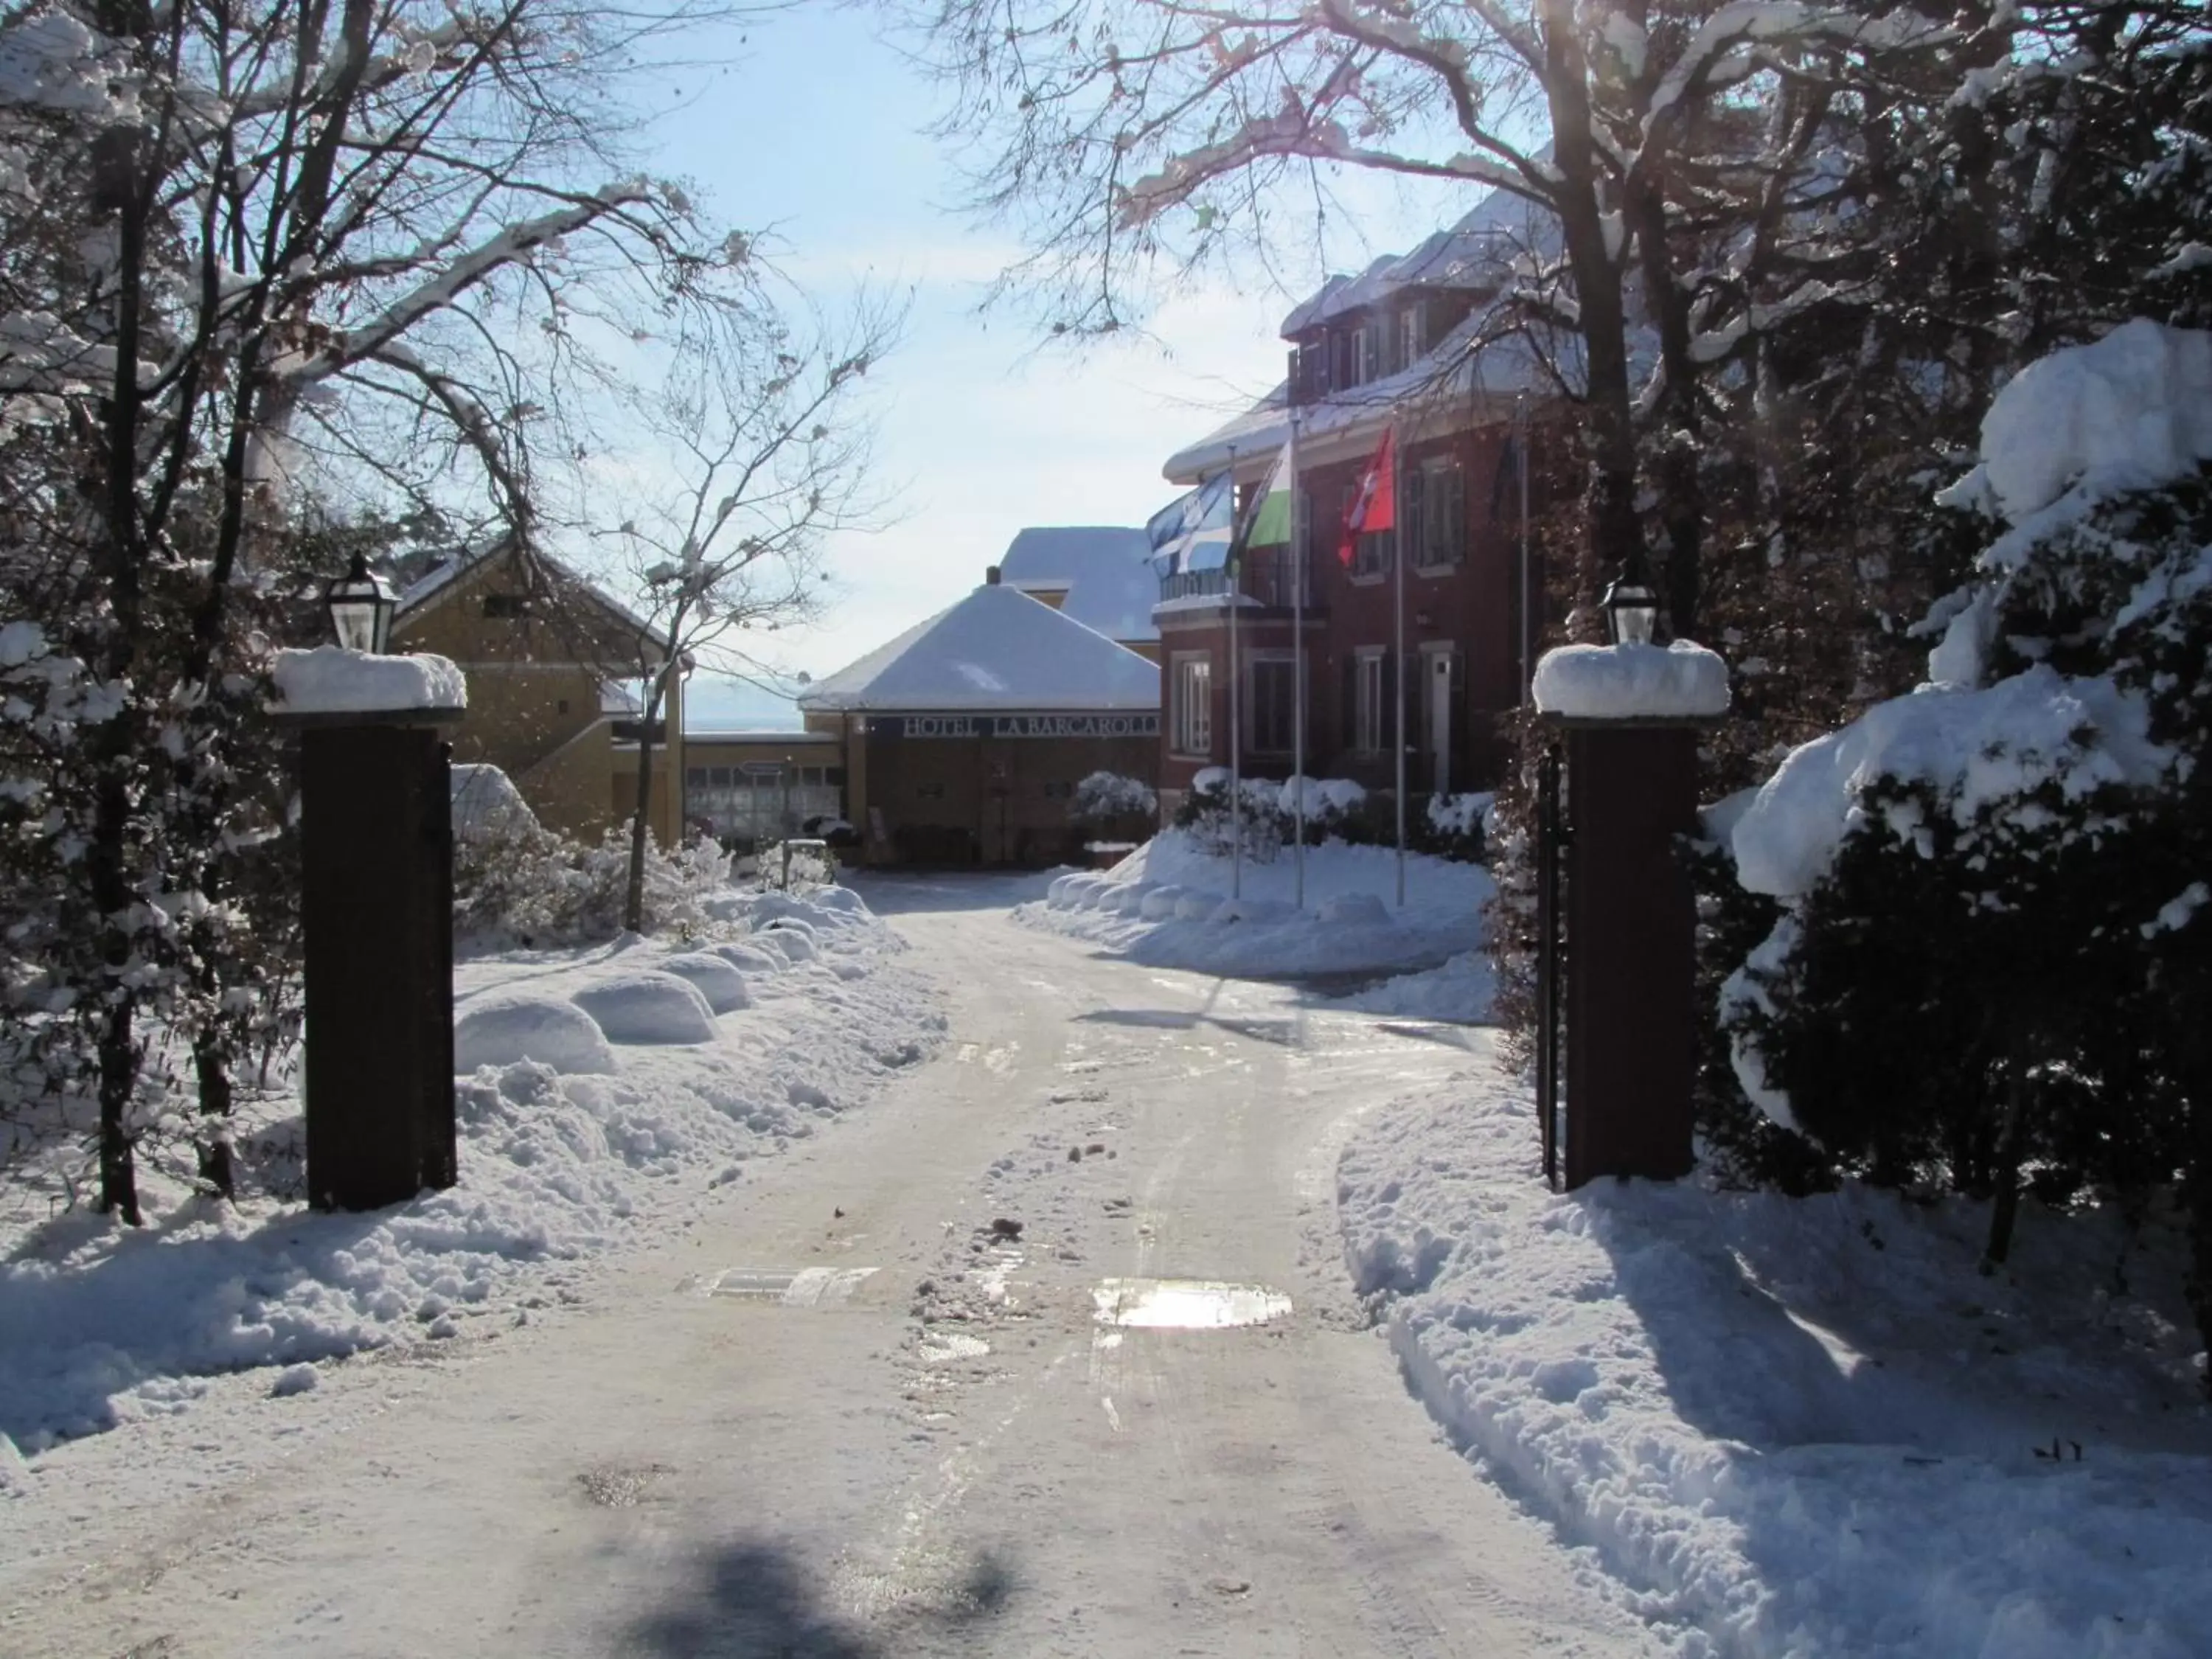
xmin=8 ymin=870 xmax=2203 ymax=1658
xmin=1021 ymin=830 xmax=1497 ymax=1020
xmin=0 ymin=883 xmax=942 ymax=1459
xmin=0 ymin=874 xmax=1652 ymax=1659
xmin=1338 ymin=1049 xmax=2212 ymax=1658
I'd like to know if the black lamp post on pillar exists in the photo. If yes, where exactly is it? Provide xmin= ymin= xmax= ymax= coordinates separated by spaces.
xmin=1533 ymin=557 xmax=1726 ymax=1190
xmin=276 ymin=560 xmax=465 ymax=1211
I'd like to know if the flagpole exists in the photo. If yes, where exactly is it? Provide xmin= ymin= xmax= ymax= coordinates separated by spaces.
xmin=1394 ymin=426 xmax=1407 ymax=911
xmin=1230 ymin=543 xmax=1242 ymax=901
xmin=1228 ymin=451 xmax=1242 ymax=902
xmin=1517 ymin=392 xmax=1532 ymax=702
xmin=1290 ymin=408 xmax=1305 ymax=910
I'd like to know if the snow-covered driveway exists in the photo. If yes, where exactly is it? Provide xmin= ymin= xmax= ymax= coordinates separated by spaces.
xmin=0 ymin=875 xmax=1652 ymax=1658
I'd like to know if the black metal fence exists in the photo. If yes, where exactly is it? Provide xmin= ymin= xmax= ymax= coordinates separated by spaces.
xmin=1536 ymin=741 xmax=1567 ymax=1189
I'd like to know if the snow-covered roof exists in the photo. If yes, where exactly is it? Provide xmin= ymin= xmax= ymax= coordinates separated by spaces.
xmin=997 ymin=526 xmax=1159 ymax=644
xmin=797 ymin=581 xmax=1161 ymax=714
xmin=1165 ymin=184 xmax=1571 ymax=484
xmin=1279 ymin=185 xmax=1554 ymax=335
xmin=395 ymin=537 xmax=661 ymax=647
xmin=1163 ymin=315 xmax=1555 ymax=484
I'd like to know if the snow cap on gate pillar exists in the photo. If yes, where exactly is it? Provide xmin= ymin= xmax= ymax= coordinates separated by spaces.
xmin=1531 ymin=640 xmax=1730 ymax=722
xmin=269 ymin=644 xmax=468 ymax=722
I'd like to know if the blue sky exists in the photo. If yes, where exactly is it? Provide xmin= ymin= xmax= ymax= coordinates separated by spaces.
xmin=625 ymin=6 xmax=1453 ymax=729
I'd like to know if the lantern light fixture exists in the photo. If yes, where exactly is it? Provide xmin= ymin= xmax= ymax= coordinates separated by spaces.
xmin=1601 ymin=553 xmax=1660 ymax=647
xmin=325 ymin=552 xmax=397 ymax=654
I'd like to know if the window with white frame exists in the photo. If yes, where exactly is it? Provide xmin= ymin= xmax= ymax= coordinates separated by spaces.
xmin=1414 ymin=454 xmax=1466 ymax=568
xmin=1399 ymin=300 xmax=1428 ymax=371
xmin=1172 ymin=653 xmax=1212 ymax=757
xmin=1248 ymin=655 xmax=1297 ymax=754
xmin=1352 ymin=650 xmax=1386 ymax=753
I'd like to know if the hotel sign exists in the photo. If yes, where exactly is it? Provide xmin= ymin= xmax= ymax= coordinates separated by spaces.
xmin=874 ymin=712 xmax=1159 ymax=740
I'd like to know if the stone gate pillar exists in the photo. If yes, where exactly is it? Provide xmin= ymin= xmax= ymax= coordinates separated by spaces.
xmin=274 ymin=646 xmax=466 ymax=1211
xmin=1532 ymin=641 xmax=1729 ymax=1189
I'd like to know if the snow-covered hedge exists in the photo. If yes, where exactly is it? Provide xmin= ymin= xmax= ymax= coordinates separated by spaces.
xmin=1069 ymin=770 xmax=1158 ymax=824
xmin=453 ymin=820 xmax=734 ymax=949
xmin=1175 ymin=772 xmax=1486 ymax=864
xmin=1714 ymin=324 xmax=2212 ymax=1360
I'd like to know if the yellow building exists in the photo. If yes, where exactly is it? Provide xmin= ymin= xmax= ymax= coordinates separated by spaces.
xmin=392 ymin=540 xmax=686 ymax=847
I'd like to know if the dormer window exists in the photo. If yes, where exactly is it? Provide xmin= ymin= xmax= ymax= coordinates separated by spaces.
xmin=1399 ymin=299 xmax=1429 ymax=371
xmin=481 ymin=592 xmax=530 ymax=619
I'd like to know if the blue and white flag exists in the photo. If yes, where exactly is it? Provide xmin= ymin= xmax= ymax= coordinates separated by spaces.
xmin=1145 ymin=472 xmax=1233 ymax=574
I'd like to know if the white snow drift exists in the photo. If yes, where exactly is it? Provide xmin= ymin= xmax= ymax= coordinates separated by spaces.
xmin=1339 ymin=1051 xmax=2212 ymax=1658
xmin=0 ymin=884 xmax=942 ymax=1455
xmin=1026 ymin=830 xmax=1494 ymax=1009
xmin=568 ymin=970 xmax=720 ymax=1045
xmin=454 ymin=994 xmax=616 ymax=1075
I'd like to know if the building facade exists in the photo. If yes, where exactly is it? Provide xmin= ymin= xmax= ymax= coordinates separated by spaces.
xmin=797 ymin=572 xmax=1161 ymax=868
xmin=681 ymin=730 xmax=846 ymax=847
xmin=392 ymin=540 xmax=686 ymax=846
xmin=1152 ymin=189 xmax=1557 ymax=813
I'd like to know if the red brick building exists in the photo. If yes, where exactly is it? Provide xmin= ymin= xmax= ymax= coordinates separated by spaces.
xmin=1154 ymin=189 xmax=1557 ymax=813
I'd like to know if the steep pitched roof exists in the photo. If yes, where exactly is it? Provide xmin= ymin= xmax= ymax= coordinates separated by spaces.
xmin=1161 ymin=316 xmax=1556 ymax=484
xmin=394 ymin=536 xmax=662 ymax=655
xmin=997 ymin=525 xmax=1159 ymax=644
xmin=797 ymin=581 xmax=1161 ymax=714
xmin=1279 ymin=184 xmax=1552 ymax=335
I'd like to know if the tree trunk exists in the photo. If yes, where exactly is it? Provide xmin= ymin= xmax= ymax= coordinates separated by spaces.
xmin=89 ymin=120 xmax=148 ymax=1223
xmin=1980 ymin=1050 xmax=2030 ymax=1270
xmin=622 ymin=681 xmax=661 ymax=935
xmin=1627 ymin=168 xmax=1704 ymax=639
xmin=2183 ymin=1037 xmax=2212 ymax=1399
xmin=625 ymin=612 xmax=690 ymax=931
xmin=1538 ymin=0 xmax=1644 ymax=610
xmin=195 ymin=1032 xmax=236 ymax=1200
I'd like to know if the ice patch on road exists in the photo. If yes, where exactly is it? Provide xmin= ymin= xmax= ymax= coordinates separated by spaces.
xmin=1092 ymin=1278 xmax=1293 ymax=1329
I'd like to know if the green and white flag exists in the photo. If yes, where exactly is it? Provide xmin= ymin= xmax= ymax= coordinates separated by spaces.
xmin=1232 ymin=437 xmax=1296 ymax=562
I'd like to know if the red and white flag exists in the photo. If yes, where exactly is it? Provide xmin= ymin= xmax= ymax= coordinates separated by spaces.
xmin=1338 ymin=425 xmax=1397 ymax=567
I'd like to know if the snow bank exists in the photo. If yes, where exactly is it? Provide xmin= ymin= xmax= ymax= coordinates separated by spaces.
xmin=1329 ymin=950 xmax=1497 ymax=1023
xmin=1967 ymin=319 xmax=2212 ymax=525
xmin=711 ymin=942 xmax=784 ymax=975
xmin=1021 ymin=830 xmax=1493 ymax=1001
xmin=1316 ymin=891 xmax=1388 ymax=926
xmin=761 ymin=925 xmax=818 ymax=964
xmin=454 ymin=995 xmax=616 ymax=1075
xmin=1531 ymin=641 xmax=1730 ymax=720
xmin=1731 ymin=667 xmax=2170 ymax=898
xmin=271 ymin=645 xmax=466 ymax=714
xmin=0 ymin=885 xmax=942 ymax=1453
xmin=450 ymin=764 xmax=537 ymax=841
xmin=568 ymin=971 xmax=720 ymax=1045
xmin=1339 ymin=1050 xmax=2212 ymax=1658
xmin=656 ymin=951 xmax=752 ymax=1013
